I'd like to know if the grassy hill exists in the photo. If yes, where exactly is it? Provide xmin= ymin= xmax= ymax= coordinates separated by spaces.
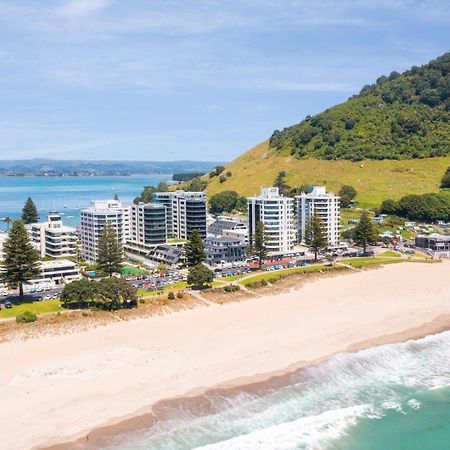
xmin=206 ymin=141 xmax=450 ymax=208
xmin=270 ymin=52 xmax=450 ymax=160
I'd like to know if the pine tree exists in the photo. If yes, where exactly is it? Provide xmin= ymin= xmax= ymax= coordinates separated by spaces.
xmin=97 ymin=223 xmax=123 ymax=276
xmin=354 ymin=211 xmax=377 ymax=255
xmin=249 ymin=221 xmax=268 ymax=269
xmin=1 ymin=220 xmax=40 ymax=297
xmin=187 ymin=264 xmax=214 ymax=289
xmin=184 ymin=229 xmax=206 ymax=267
xmin=304 ymin=211 xmax=327 ymax=261
xmin=21 ymin=197 xmax=39 ymax=224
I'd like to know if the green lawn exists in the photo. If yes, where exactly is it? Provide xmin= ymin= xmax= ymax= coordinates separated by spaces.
xmin=241 ymin=264 xmax=336 ymax=286
xmin=138 ymin=281 xmax=188 ymax=296
xmin=0 ymin=299 xmax=62 ymax=319
xmin=216 ymin=273 xmax=247 ymax=282
xmin=122 ymin=265 xmax=148 ymax=276
xmin=377 ymin=250 xmax=402 ymax=258
xmin=339 ymin=257 xmax=405 ymax=268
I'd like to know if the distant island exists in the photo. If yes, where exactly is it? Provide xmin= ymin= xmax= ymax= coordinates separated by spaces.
xmin=0 ymin=159 xmax=223 ymax=177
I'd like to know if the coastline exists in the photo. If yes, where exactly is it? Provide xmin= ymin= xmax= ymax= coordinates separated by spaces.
xmin=0 ymin=261 xmax=449 ymax=450
xmin=45 ymin=313 xmax=450 ymax=450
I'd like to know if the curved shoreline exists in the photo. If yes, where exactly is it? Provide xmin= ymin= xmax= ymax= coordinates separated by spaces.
xmin=43 ymin=314 xmax=450 ymax=449
xmin=0 ymin=261 xmax=448 ymax=450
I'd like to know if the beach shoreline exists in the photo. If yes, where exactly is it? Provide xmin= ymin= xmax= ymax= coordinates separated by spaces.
xmin=44 ymin=313 xmax=450 ymax=450
xmin=0 ymin=261 xmax=448 ymax=450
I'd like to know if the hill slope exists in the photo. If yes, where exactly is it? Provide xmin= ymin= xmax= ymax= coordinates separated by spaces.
xmin=206 ymin=141 xmax=450 ymax=208
xmin=270 ymin=52 xmax=450 ymax=160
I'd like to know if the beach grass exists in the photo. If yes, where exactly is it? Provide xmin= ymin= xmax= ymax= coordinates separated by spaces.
xmin=0 ymin=299 xmax=62 ymax=319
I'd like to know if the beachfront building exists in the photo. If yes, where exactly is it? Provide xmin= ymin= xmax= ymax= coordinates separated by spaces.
xmin=247 ymin=187 xmax=295 ymax=254
xmin=130 ymin=202 xmax=167 ymax=246
xmin=153 ymin=190 xmax=207 ymax=240
xmin=152 ymin=192 xmax=174 ymax=237
xmin=415 ymin=234 xmax=450 ymax=256
xmin=296 ymin=186 xmax=340 ymax=247
xmin=207 ymin=217 xmax=247 ymax=237
xmin=25 ymin=259 xmax=81 ymax=288
xmin=205 ymin=236 xmax=247 ymax=265
xmin=28 ymin=212 xmax=78 ymax=258
xmin=80 ymin=199 xmax=131 ymax=263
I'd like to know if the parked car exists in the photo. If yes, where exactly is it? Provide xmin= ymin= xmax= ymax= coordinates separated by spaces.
xmin=5 ymin=301 xmax=12 ymax=309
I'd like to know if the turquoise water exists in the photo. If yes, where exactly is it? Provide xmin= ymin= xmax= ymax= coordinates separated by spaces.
xmin=97 ymin=331 xmax=450 ymax=450
xmin=0 ymin=174 xmax=171 ymax=230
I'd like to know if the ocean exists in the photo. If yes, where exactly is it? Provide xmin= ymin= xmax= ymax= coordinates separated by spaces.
xmin=0 ymin=174 xmax=172 ymax=230
xmin=93 ymin=331 xmax=450 ymax=450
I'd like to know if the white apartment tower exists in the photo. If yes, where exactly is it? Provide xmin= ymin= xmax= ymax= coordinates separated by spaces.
xmin=131 ymin=202 xmax=167 ymax=245
xmin=296 ymin=186 xmax=340 ymax=247
xmin=29 ymin=212 xmax=78 ymax=258
xmin=80 ymin=199 xmax=131 ymax=263
xmin=247 ymin=187 xmax=295 ymax=254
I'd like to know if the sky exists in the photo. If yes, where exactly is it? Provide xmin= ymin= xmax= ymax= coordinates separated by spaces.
xmin=0 ymin=0 xmax=448 ymax=162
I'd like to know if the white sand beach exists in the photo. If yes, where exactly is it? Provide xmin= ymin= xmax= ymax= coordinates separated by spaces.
xmin=0 ymin=261 xmax=449 ymax=450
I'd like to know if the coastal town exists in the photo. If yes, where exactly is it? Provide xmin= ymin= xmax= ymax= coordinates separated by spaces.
xmin=0 ymin=178 xmax=448 ymax=319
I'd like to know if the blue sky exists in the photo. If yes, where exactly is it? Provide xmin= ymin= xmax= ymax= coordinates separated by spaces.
xmin=0 ymin=0 xmax=448 ymax=161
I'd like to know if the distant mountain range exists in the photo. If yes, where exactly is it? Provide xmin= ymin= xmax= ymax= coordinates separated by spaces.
xmin=0 ymin=159 xmax=223 ymax=176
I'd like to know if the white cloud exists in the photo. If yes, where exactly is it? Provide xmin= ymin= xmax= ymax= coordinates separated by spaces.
xmin=57 ymin=0 xmax=112 ymax=18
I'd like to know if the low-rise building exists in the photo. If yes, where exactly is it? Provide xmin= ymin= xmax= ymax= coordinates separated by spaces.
xmin=28 ymin=212 xmax=78 ymax=258
xmin=146 ymin=244 xmax=183 ymax=267
xmin=28 ymin=259 xmax=81 ymax=286
xmin=208 ymin=217 xmax=247 ymax=237
xmin=415 ymin=234 xmax=450 ymax=252
xmin=205 ymin=236 xmax=247 ymax=265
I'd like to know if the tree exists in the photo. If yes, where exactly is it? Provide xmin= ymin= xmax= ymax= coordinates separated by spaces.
xmin=60 ymin=277 xmax=137 ymax=310
xmin=248 ymin=221 xmax=268 ymax=269
xmin=441 ymin=167 xmax=450 ymax=188
xmin=97 ymin=223 xmax=123 ymax=276
xmin=157 ymin=262 xmax=168 ymax=276
xmin=274 ymin=171 xmax=290 ymax=196
xmin=187 ymin=176 xmax=207 ymax=192
xmin=187 ymin=264 xmax=213 ymax=289
xmin=21 ymin=197 xmax=39 ymax=224
xmin=0 ymin=220 xmax=40 ymax=297
xmin=157 ymin=181 xmax=168 ymax=192
xmin=353 ymin=211 xmax=377 ymax=254
xmin=114 ymin=193 xmax=119 ymax=201
xmin=184 ymin=229 xmax=205 ymax=267
xmin=339 ymin=185 xmax=357 ymax=208
xmin=304 ymin=211 xmax=327 ymax=261
xmin=209 ymin=191 xmax=239 ymax=214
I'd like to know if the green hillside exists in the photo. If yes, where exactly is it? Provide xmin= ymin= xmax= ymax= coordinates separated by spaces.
xmin=206 ymin=141 xmax=450 ymax=208
xmin=270 ymin=52 xmax=450 ymax=160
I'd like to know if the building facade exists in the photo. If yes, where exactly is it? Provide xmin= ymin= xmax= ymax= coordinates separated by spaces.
xmin=152 ymin=192 xmax=174 ymax=236
xmin=153 ymin=190 xmax=207 ymax=240
xmin=205 ymin=236 xmax=247 ymax=265
xmin=80 ymin=200 xmax=131 ymax=263
xmin=416 ymin=234 xmax=450 ymax=252
xmin=296 ymin=186 xmax=340 ymax=247
xmin=28 ymin=212 xmax=78 ymax=258
xmin=247 ymin=187 xmax=295 ymax=254
xmin=131 ymin=202 xmax=167 ymax=245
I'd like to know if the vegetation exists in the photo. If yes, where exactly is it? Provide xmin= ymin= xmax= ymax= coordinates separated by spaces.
xmin=353 ymin=211 xmax=377 ymax=254
xmin=97 ymin=224 xmax=124 ymax=276
xmin=167 ymin=291 xmax=175 ymax=300
xmin=173 ymin=172 xmax=204 ymax=182
xmin=339 ymin=185 xmax=357 ymax=208
xmin=209 ymin=190 xmax=247 ymax=214
xmin=223 ymin=284 xmax=241 ymax=292
xmin=21 ymin=197 xmax=39 ymax=224
xmin=441 ymin=166 xmax=450 ymax=188
xmin=186 ymin=176 xmax=207 ymax=192
xmin=209 ymin=165 xmax=226 ymax=178
xmin=187 ymin=264 xmax=214 ymax=289
xmin=0 ymin=220 xmax=40 ymax=297
xmin=270 ymin=52 xmax=450 ymax=160
xmin=205 ymin=142 xmax=450 ymax=208
xmin=248 ymin=221 xmax=267 ymax=269
xmin=304 ymin=211 xmax=327 ymax=261
xmin=380 ymin=192 xmax=450 ymax=221
xmin=0 ymin=299 xmax=61 ymax=319
xmin=16 ymin=310 xmax=37 ymax=323
xmin=60 ymin=278 xmax=137 ymax=310
xmin=184 ymin=229 xmax=206 ymax=267
xmin=134 ymin=181 xmax=168 ymax=203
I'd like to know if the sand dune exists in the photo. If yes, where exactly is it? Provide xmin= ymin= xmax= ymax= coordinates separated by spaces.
xmin=0 ymin=262 xmax=449 ymax=450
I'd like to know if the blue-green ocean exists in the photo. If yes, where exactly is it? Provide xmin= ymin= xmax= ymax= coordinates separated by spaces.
xmin=91 ymin=331 xmax=450 ymax=450
xmin=0 ymin=174 xmax=171 ymax=230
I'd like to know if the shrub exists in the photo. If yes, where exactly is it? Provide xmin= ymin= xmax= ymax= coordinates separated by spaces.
xmin=167 ymin=291 xmax=175 ymax=300
xmin=16 ymin=311 xmax=37 ymax=323
xmin=176 ymin=291 xmax=184 ymax=299
xmin=223 ymin=284 xmax=240 ymax=293
xmin=441 ymin=166 xmax=450 ymax=188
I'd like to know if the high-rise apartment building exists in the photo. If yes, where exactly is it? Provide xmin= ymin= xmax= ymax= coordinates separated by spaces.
xmin=247 ymin=187 xmax=295 ymax=254
xmin=130 ymin=202 xmax=167 ymax=245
